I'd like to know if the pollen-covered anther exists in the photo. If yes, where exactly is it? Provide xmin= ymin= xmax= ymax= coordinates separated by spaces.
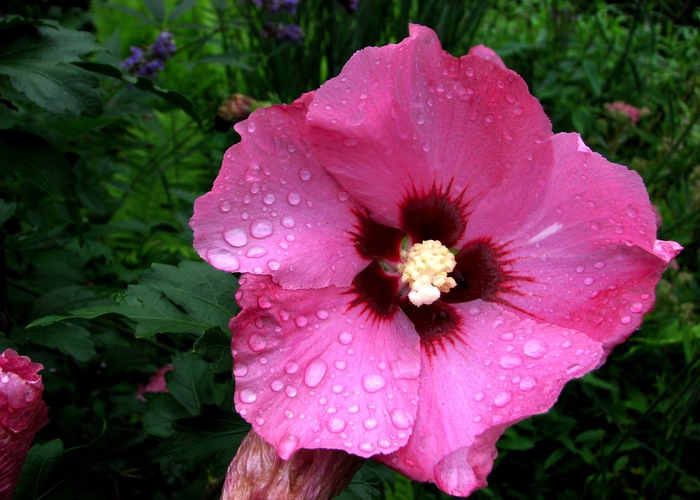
xmin=399 ymin=240 xmax=457 ymax=307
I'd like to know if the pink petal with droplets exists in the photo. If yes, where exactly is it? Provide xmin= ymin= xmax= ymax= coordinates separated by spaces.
xmin=465 ymin=133 xmax=677 ymax=350
xmin=376 ymin=301 xmax=603 ymax=496
xmin=467 ymin=44 xmax=506 ymax=69
xmin=306 ymin=24 xmax=551 ymax=228
xmin=191 ymin=93 xmax=367 ymax=289
xmin=231 ymin=275 xmax=421 ymax=459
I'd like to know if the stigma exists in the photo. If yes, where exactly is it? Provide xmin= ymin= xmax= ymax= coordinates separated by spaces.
xmin=399 ymin=240 xmax=457 ymax=307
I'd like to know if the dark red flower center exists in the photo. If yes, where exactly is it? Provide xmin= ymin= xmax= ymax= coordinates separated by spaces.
xmin=348 ymin=186 xmax=529 ymax=356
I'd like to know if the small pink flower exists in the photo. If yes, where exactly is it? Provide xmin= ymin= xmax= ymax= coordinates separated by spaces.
xmin=0 ymin=349 xmax=49 ymax=498
xmin=136 ymin=364 xmax=173 ymax=401
xmin=605 ymin=101 xmax=643 ymax=123
xmin=191 ymin=25 xmax=681 ymax=496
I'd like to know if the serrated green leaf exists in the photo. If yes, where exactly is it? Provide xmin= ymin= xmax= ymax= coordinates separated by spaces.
xmin=167 ymin=352 xmax=214 ymax=414
xmin=0 ymin=199 xmax=16 ymax=226
xmin=26 ymin=322 xmax=96 ymax=361
xmin=75 ymin=61 xmax=202 ymax=125
xmin=140 ymin=261 xmax=238 ymax=332
xmin=158 ymin=404 xmax=249 ymax=468
xmin=0 ymin=61 xmax=101 ymax=116
xmin=14 ymin=439 xmax=65 ymax=500
xmin=142 ymin=392 xmax=190 ymax=438
xmin=337 ymin=463 xmax=384 ymax=500
xmin=0 ymin=129 xmax=73 ymax=200
xmin=194 ymin=327 xmax=233 ymax=374
xmin=0 ymin=24 xmax=100 ymax=62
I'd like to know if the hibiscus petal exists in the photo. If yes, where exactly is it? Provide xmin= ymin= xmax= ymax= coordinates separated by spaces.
xmin=231 ymin=275 xmax=421 ymax=459
xmin=306 ymin=24 xmax=552 ymax=228
xmin=377 ymin=301 xmax=603 ymax=496
xmin=191 ymin=93 xmax=367 ymax=289
xmin=465 ymin=132 xmax=680 ymax=349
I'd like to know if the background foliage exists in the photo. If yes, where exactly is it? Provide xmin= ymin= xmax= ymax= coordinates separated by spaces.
xmin=1 ymin=0 xmax=698 ymax=498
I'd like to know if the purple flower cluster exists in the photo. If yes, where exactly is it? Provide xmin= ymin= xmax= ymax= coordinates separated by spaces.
xmin=121 ymin=32 xmax=176 ymax=78
xmin=262 ymin=22 xmax=304 ymax=43
xmin=250 ymin=0 xmax=304 ymax=44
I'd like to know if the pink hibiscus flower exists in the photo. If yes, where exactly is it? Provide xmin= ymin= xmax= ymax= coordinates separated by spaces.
xmin=191 ymin=25 xmax=681 ymax=496
xmin=0 ymin=349 xmax=49 ymax=497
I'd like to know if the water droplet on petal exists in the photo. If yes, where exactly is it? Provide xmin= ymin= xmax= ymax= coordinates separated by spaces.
xmin=267 ymin=260 xmax=280 ymax=271
xmin=285 ymin=362 xmax=299 ymax=374
xmin=247 ymin=122 xmax=256 ymax=133
xmin=362 ymin=417 xmax=378 ymax=430
xmin=390 ymin=409 xmax=413 ymax=429
xmin=474 ymin=391 xmax=485 ymax=402
xmin=298 ymin=169 xmax=311 ymax=181
xmin=562 ymin=340 xmax=573 ymax=349
xmin=250 ymin=220 xmax=273 ymax=239
xmin=219 ymin=201 xmax=231 ymax=212
xmin=295 ymin=315 xmax=308 ymax=327
xmin=334 ymin=360 xmax=346 ymax=370
xmin=248 ymin=334 xmax=267 ymax=352
xmin=303 ymin=358 xmax=327 ymax=388
xmin=630 ymin=302 xmax=644 ymax=313
xmin=271 ymin=379 xmax=284 ymax=391
xmin=583 ymin=277 xmax=595 ymax=285
xmin=494 ymin=391 xmax=512 ymax=407
xmin=246 ymin=246 xmax=267 ymax=258
xmin=327 ymin=417 xmax=346 ymax=433
xmin=281 ymin=215 xmax=295 ymax=228
xmin=523 ymin=339 xmax=548 ymax=358
xmin=285 ymin=386 xmax=298 ymax=398
xmin=359 ymin=442 xmax=374 ymax=452
xmin=338 ymin=332 xmax=353 ymax=345
xmin=223 ymin=227 xmax=248 ymax=247
xmin=361 ymin=374 xmax=386 ymax=393
xmin=279 ymin=434 xmax=299 ymax=460
xmin=620 ymin=315 xmax=632 ymax=325
xmin=287 ymin=192 xmax=301 ymax=206
xmin=233 ymin=362 xmax=248 ymax=377
xmin=316 ymin=310 xmax=329 ymax=320
xmin=499 ymin=354 xmax=523 ymax=369
xmin=239 ymin=388 xmax=257 ymax=403
xmin=263 ymin=193 xmax=276 ymax=205
xmin=519 ymin=376 xmax=536 ymax=391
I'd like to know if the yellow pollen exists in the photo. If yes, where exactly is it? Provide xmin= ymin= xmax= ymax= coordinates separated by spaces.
xmin=399 ymin=240 xmax=457 ymax=307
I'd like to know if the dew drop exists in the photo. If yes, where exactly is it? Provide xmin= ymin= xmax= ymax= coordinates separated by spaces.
xmin=250 ymin=220 xmax=273 ymax=239
xmin=233 ymin=362 xmax=248 ymax=377
xmin=299 ymin=168 xmax=312 ymax=181
xmin=279 ymin=434 xmax=299 ymax=460
xmin=334 ymin=360 xmax=346 ymax=370
xmin=362 ymin=417 xmax=378 ymax=430
xmin=474 ymin=391 xmax=485 ymax=402
xmin=519 ymin=376 xmax=536 ymax=391
xmin=285 ymin=362 xmax=299 ymax=374
xmin=630 ymin=302 xmax=643 ymax=313
xmin=562 ymin=340 xmax=573 ymax=349
xmin=390 ymin=409 xmax=413 ymax=429
xmin=316 ymin=309 xmax=329 ymax=320
xmin=416 ymin=114 xmax=426 ymax=125
xmin=246 ymin=246 xmax=267 ymax=258
xmin=337 ymin=191 xmax=349 ymax=201
xmin=332 ymin=384 xmax=343 ymax=394
xmin=263 ymin=193 xmax=276 ymax=205
xmin=239 ymin=388 xmax=257 ymax=403
xmin=246 ymin=122 xmax=256 ymax=133
xmin=303 ymin=358 xmax=327 ymax=388
xmin=494 ymin=391 xmax=512 ymax=407
xmin=219 ymin=201 xmax=231 ymax=212
xmin=484 ymin=114 xmax=494 ymax=123
xmin=338 ymin=332 xmax=353 ymax=345
xmin=361 ymin=374 xmax=386 ymax=393
xmin=499 ymin=354 xmax=523 ymax=369
xmin=523 ymin=339 xmax=548 ymax=358
xmin=593 ymin=261 xmax=606 ymax=269
xmin=295 ymin=315 xmax=308 ymax=327
xmin=422 ymin=142 xmax=430 ymax=152
xmin=285 ymin=386 xmax=298 ymax=398
xmin=359 ymin=442 xmax=374 ymax=453
xmin=281 ymin=215 xmax=295 ymax=228
xmin=248 ymin=334 xmax=267 ymax=352
xmin=287 ymin=192 xmax=301 ymax=206
xmin=583 ymin=277 xmax=595 ymax=285
xmin=223 ymin=228 xmax=248 ymax=247
xmin=620 ymin=315 xmax=632 ymax=325
xmin=271 ymin=379 xmax=284 ymax=391
xmin=267 ymin=260 xmax=280 ymax=271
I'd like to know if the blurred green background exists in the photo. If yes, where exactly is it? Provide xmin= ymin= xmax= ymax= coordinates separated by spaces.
xmin=0 ymin=0 xmax=698 ymax=498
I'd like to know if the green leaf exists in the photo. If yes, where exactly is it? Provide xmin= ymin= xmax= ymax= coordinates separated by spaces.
xmin=142 ymin=392 xmax=190 ymax=438
xmin=14 ymin=439 xmax=65 ymax=500
xmin=0 ymin=199 xmax=16 ymax=226
xmin=167 ymin=352 xmax=214 ymax=414
xmin=194 ymin=327 xmax=233 ymax=374
xmin=168 ymin=0 xmax=200 ymax=23
xmin=26 ymin=322 xmax=96 ymax=362
xmin=337 ymin=463 xmax=384 ymax=500
xmin=1 ymin=61 xmax=101 ymax=116
xmin=144 ymin=0 xmax=166 ymax=24
xmin=0 ymin=24 xmax=103 ymax=115
xmin=0 ymin=129 xmax=73 ymax=200
xmin=158 ymin=404 xmax=249 ymax=468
